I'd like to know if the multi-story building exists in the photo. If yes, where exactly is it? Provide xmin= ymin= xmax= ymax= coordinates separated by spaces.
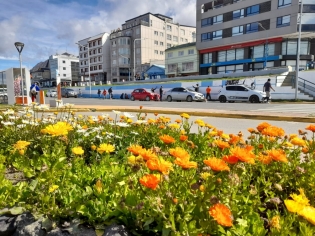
xmin=165 ymin=42 xmax=199 ymax=77
xmin=49 ymin=52 xmax=80 ymax=86
xmin=30 ymin=60 xmax=51 ymax=86
xmin=109 ymin=13 xmax=196 ymax=82
xmin=77 ymin=32 xmax=111 ymax=84
xmin=197 ymin=0 xmax=315 ymax=75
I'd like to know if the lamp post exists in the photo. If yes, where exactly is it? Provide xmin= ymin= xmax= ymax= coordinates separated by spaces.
xmin=295 ymin=0 xmax=303 ymax=100
xmin=133 ymin=38 xmax=146 ymax=80
xmin=258 ymin=23 xmax=269 ymax=70
xmin=14 ymin=42 xmax=25 ymax=105
xmin=76 ymin=42 xmax=91 ymax=97
xmin=119 ymin=54 xmax=130 ymax=81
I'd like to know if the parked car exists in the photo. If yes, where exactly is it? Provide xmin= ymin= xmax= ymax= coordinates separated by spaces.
xmin=164 ymin=87 xmax=205 ymax=102
xmin=218 ymin=84 xmax=267 ymax=103
xmin=61 ymin=88 xmax=78 ymax=98
xmin=130 ymin=88 xmax=160 ymax=101
xmin=46 ymin=89 xmax=57 ymax=97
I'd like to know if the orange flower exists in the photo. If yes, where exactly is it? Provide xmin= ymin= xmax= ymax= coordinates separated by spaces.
xmin=257 ymin=122 xmax=271 ymax=132
xmin=214 ymin=140 xmax=230 ymax=149
xmin=169 ymin=147 xmax=190 ymax=159
xmin=209 ymin=203 xmax=233 ymax=227
xmin=159 ymin=134 xmax=175 ymax=144
xmin=174 ymin=157 xmax=198 ymax=169
xmin=173 ymin=198 xmax=178 ymax=204
xmin=306 ymin=124 xmax=315 ymax=132
xmin=154 ymin=113 xmax=158 ymax=116
xmin=127 ymin=144 xmax=143 ymax=156
xmin=267 ymin=149 xmax=288 ymax=163
xmin=159 ymin=125 xmax=166 ymax=129
xmin=175 ymin=119 xmax=182 ymax=124
xmin=180 ymin=135 xmax=188 ymax=142
xmin=289 ymin=134 xmax=298 ymax=140
xmin=228 ymin=134 xmax=241 ymax=145
xmin=229 ymin=146 xmax=255 ymax=164
xmin=247 ymin=128 xmax=256 ymax=133
xmin=140 ymin=106 xmax=143 ymax=109
xmin=146 ymin=157 xmax=173 ymax=174
xmin=139 ymin=149 xmax=157 ymax=161
xmin=261 ymin=126 xmax=285 ymax=137
xmin=139 ymin=174 xmax=160 ymax=190
xmin=222 ymin=155 xmax=238 ymax=164
xmin=258 ymin=153 xmax=273 ymax=164
xmin=204 ymin=158 xmax=230 ymax=172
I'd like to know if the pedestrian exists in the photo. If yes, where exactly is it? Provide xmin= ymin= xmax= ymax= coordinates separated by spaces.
xmin=263 ymin=78 xmax=275 ymax=103
xmin=97 ymin=89 xmax=101 ymax=99
xmin=193 ymin=83 xmax=200 ymax=92
xmin=78 ymin=89 xmax=82 ymax=98
xmin=30 ymin=82 xmax=40 ymax=102
xmin=102 ymin=89 xmax=107 ymax=99
xmin=151 ymin=86 xmax=157 ymax=93
xmin=159 ymin=86 xmax=163 ymax=101
xmin=120 ymin=93 xmax=124 ymax=99
xmin=206 ymin=86 xmax=211 ymax=101
xmin=108 ymin=87 xmax=113 ymax=99
xmin=125 ymin=93 xmax=129 ymax=99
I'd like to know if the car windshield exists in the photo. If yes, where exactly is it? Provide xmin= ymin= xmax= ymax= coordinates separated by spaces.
xmin=243 ymin=84 xmax=254 ymax=90
xmin=67 ymin=89 xmax=74 ymax=91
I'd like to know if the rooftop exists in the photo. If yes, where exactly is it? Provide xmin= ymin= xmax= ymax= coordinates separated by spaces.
xmin=165 ymin=42 xmax=196 ymax=51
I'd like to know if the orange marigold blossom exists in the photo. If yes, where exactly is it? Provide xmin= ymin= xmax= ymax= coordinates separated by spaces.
xmin=267 ymin=149 xmax=288 ymax=163
xmin=159 ymin=134 xmax=176 ymax=144
xmin=146 ymin=157 xmax=173 ymax=174
xmin=214 ymin=140 xmax=230 ymax=149
xmin=229 ymin=146 xmax=255 ymax=164
xmin=139 ymin=174 xmax=160 ymax=190
xmin=169 ymin=147 xmax=190 ymax=159
xmin=209 ymin=203 xmax=233 ymax=227
xmin=139 ymin=149 xmax=157 ymax=161
xmin=229 ymin=134 xmax=241 ymax=145
xmin=180 ymin=135 xmax=188 ymax=141
xmin=127 ymin=144 xmax=144 ymax=156
xmin=261 ymin=126 xmax=285 ymax=137
xmin=222 ymin=155 xmax=238 ymax=164
xmin=258 ymin=153 xmax=273 ymax=164
xmin=306 ymin=124 xmax=315 ymax=132
xmin=247 ymin=128 xmax=256 ymax=133
xmin=175 ymin=119 xmax=182 ymax=124
xmin=257 ymin=122 xmax=271 ymax=132
xmin=174 ymin=157 xmax=198 ymax=169
xmin=204 ymin=158 xmax=230 ymax=172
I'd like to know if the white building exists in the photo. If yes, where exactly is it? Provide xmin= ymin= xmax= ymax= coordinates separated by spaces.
xmin=49 ymin=52 xmax=80 ymax=86
xmin=110 ymin=13 xmax=196 ymax=82
xmin=77 ymin=32 xmax=111 ymax=84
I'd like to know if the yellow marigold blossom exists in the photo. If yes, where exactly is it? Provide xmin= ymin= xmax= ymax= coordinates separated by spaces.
xmin=214 ymin=140 xmax=230 ymax=149
xmin=128 ymin=155 xmax=143 ymax=165
xmin=147 ymin=118 xmax=155 ymax=124
xmin=209 ymin=130 xmax=218 ymax=136
xmin=282 ymin=141 xmax=293 ymax=148
xmin=221 ymin=133 xmax=230 ymax=140
xmin=199 ymin=185 xmax=205 ymax=192
xmin=290 ymin=189 xmax=310 ymax=206
xmin=97 ymin=143 xmax=115 ymax=154
xmin=169 ymin=147 xmax=190 ymax=160
xmin=95 ymin=179 xmax=103 ymax=193
xmin=284 ymin=199 xmax=305 ymax=213
xmin=180 ymin=129 xmax=186 ymax=135
xmin=72 ymin=146 xmax=84 ymax=155
xmin=200 ymin=172 xmax=211 ymax=180
xmin=205 ymin=123 xmax=214 ymax=129
xmin=13 ymin=140 xmax=31 ymax=150
xmin=195 ymin=119 xmax=205 ymax=127
xmin=289 ymin=134 xmax=298 ymax=140
xmin=91 ymin=145 xmax=97 ymax=151
xmin=127 ymin=144 xmax=143 ymax=156
xmin=49 ymin=185 xmax=59 ymax=193
xmin=180 ymin=113 xmax=190 ymax=119
xmin=168 ymin=123 xmax=180 ymax=129
xmin=269 ymin=215 xmax=281 ymax=230
xmin=127 ymin=118 xmax=133 ymax=123
xmin=159 ymin=134 xmax=176 ymax=144
xmin=300 ymin=206 xmax=315 ymax=225
xmin=290 ymin=137 xmax=306 ymax=147
xmin=41 ymin=121 xmax=73 ymax=136
xmin=19 ymin=149 xmax=25 ymax=155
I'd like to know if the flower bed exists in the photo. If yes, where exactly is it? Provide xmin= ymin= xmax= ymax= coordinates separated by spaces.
xmin=0 ymin=104 xmax=315 ymax=235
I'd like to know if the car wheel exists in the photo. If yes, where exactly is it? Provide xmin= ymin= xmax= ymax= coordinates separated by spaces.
xmin=145 ymin=96 xmax=150 ymax=101
xmin=186 ymin=95 xmax=193 ymax=102
xmin=219 ymin=95 xmax=227 ymax=103
xmin=131 ymin=96 xmax=135 ymax=101
xmin=167 ymin=96 xmax=172 ymax=102
xmin=250 ymin=95 xmax=259 ymax=103
xmin=74 ymin=95 xmax=77 ymax=98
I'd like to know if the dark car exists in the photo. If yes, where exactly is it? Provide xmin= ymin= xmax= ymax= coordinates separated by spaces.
xmin=130 ymin=88 xmax=160 ymax=101
xmin=61 ymin=88 xmax=78 ymax=98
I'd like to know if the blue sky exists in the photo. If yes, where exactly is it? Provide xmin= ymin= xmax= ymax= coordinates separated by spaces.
xmin=0 ymin=0 xmax=196 ymax=71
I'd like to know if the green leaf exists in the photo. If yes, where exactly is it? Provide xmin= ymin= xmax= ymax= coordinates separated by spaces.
xmin=0 ymin=207 xmax=25 ymax=216
xmin=29 ymin=179 xmax=38 ymax=191
xmin=143 ymin=218 xmax=155 ymax=227
xmin=41 ymin=217 xmax=53 ymax=231
xmin=162 ymin=227 xmax=171 ymax=236
xmin=117 ymin=181 xmax=125 ymax=186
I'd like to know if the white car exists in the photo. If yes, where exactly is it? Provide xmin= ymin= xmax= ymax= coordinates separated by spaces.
xmin=164 ymin=87 xmax=205 ymax=102
xmin=218 ymin=85 xmax=267 ymax=103
xmin=46 ymin=89 xmax=57 ymax=97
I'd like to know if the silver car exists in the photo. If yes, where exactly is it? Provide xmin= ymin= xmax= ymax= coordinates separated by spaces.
xmin=61 ymin=88 xmax=78 ymax=98
xmin=164 ymin=87 xmax=205 ymax=102
xmin=46 ymin=89 xmax=57 ymax=97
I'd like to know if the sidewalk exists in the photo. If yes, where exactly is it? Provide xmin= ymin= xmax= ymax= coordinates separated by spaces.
xmin=72 ymin=105 xmax=315 ymax=123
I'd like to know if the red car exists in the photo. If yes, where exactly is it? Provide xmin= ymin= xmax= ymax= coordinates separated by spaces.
xmin=130 ymin=88 xmax=160 ymax=101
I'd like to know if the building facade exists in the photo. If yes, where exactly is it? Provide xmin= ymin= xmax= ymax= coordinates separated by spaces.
xmin=49 ymin=52 xmax=80 ymax=86
xmin=77 ymin=32 xmax=111 ymax=84
xmin=197 ymin=0 xmax=315 ymax=75
xmin=165 ymin=42 xmax=199 ymax=77
xmin=30 ymin=60 xmax=51 ymax=86
xmin=109 ymin=13 xmax=196 ymax=82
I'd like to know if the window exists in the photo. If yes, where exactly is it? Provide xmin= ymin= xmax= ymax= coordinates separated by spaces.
xmin=113 ymin=60 xmax=116 ymax=65
xmin=94 ymin=58 xmax=97 ymax=62
xmin=303 ymin=5 xmax=315 ymax=13
xmin=154 ymin=31 xmax=159 ymax=36
xmin=213 ymin=14 xmax=223 ymax=24
xmin=112 ymin=50 xmax=116 ymax=56
xmin=168 ymin=64 xmax=177 ymax=72
xmin=94 ymin=66 xmax=97 ymax=70
xmin=99 ymin=56 xmax=102 ymax=61
xmin=181 ymin=29 xmax=185 ymax=35
xmin=185 ymin=39 xmax=188 ymax=42
xmin=89 ymin=43 xmax=92 ymax=47
xmin=180 ymin=38 xmax=184 ymax=42
xmin=119 ymin=38 xmax=130 ymax=45
xmin=246 ymin=22 xmax=259 ymax=33
xmin=154 ymin=40 xmax=159 ymax=45
xmin=62 ymin=60 xmax=66 ymax=63
xmin=98 ymin=48 xmax=102 ymax=53
xmin=278 ymin=0 xmax=291 ymax=8
xmin=232 ymin=26 xmax=244 ymax=36
xmin=188 ymin=49 xmax=194 ymax=55
xmin=178 ymin=51 xmax=184 ymax=56
xmin=233 ymin=9 xmax=244 ymax=19
xmin=277 ymin=15 xmax=290 ymax=27
xmin=167 ymin=43 xmax=172 ymax=48
xmin=80 ymin=47 xmax=82 ymax=51
xmin=160 ymin=42 xmax=164 ymax=46
xmin=173 ymin=36 xmax=178 ymax=42
xmin=136 ymin=48 xmax=140 ymax=54
xmin=167 ymin=25 xmax=172 ymax=31
xmin=90 ymin=58 xmax=93 ymax=63
xmin=80 ymin=54 xmax=82 ymax=58
xmin=282 ymin=40 xmax=309 ymax=55
xmin=168 ymin=52 xmax=173 ymax=58
xmin=182 ymin=62 xmax=194 ymax=71
xmin=119 ymin=58 xmax=129 ymax=65
xmin=212 ymin=30 xmax=222 ymax=40
xmin=136 ymin=28 xmax=140 ymax=34
xmin=119 ymin=48 xmax=130 ymax=55
xmin=160 ymin=32 xmax=164 ymax=37
xmin=93 ymin=42 xmax=95 ymax=46
xmin=167 ymin=34 xmax=172 ymax=40
xmin=201 ymin=32 xmax=211 ymax=42
xmin=84 ymin=53 xmax=87 ymax=58
xmin=81 ymin=69 xmax=84 ymax=73
xmin=98 ymin=40 xmax=101 ymax=45
xmin=84 ymin=61 xmax=87 ymax=65
xmin=246 ymin=5 xmax=260 ymax=16
xmin=160 ymin=51 xmax=164 ymax=55
xmin=203 ymin=53 xmax=212 ymax=64
xmin=154 ymin=50 xmax=159 ymax=54
xmin=93 ymin=50 xmax=96 ymax=54
xmin=201 ymin=17 xmax=212 ymax=27
xmin=98 ymin=65 xmax=102 ymax=70
xmin=112 ymin=41 xmax=116 ymax=47
xmin=63 ymin=67 xmax=66 ymax=70
xmin=63 ymin=74 xmax=66 ymax=76
xmin=80 ymin=61 xmax=83 ymax=65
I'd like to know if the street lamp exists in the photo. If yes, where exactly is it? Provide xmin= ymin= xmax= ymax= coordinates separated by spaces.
xmin=258 ymin=23 xmax=269 ymax=70
xmin=119 ymin=54 xmax=131 ymax=81
xmin=14 ymin=42 xmax=25 ymax=105
xmin=133 ymin=38 xmax=146 ymax=80
xmin=76 ymin=42 xmax=91 ymax=98
xmin=295 ymin=0 xmax=304 ymax=100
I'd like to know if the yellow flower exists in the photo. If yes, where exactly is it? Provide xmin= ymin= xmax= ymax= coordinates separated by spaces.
xmin=284 ymin=200 xmax=305 ymax=213
xmin=180 ymin=113 xmax=190 ymax=119
xmin=199 ymin=185 xmax=205 ymax=192
xmin=168 ymin=123 xmax=180 ymax=129
xmin=72 ymin=146 xmax=84 ymax=155
xmin=128 ymin=155 xmax=143 ymax=165
xmin=19 ymin=149 xmax=25 ymax=155
xmin=95 ymin=179 xmax=103 ymax=193
xmin=97 ymin=143 xmax=115 ymax=154
xmin=91 ymin=145 xmax=97 ymax=151
xmin=195 ymin=119 xmax=205 ymax=127
xmin=290 ymin=137 xmax=306 ymax=147
xmin=290 ymin=188 xmax=310 ymax=206
xmin=200 ymin=172 xmax=211 ymax=180
xmin=13 ymin=140 xmax=31 ymax=150
xmin=300 ymin=206 xmax=315 ymax=225
xmin=269 ymin=215 xmax=281 ymax=230
xmin=127 ymin=118 xmax=133 ymax=123
xmin=41 ymin=122 xmax=73 ymax=136
xmin=49 ymin=185 xmax=59 ymax=193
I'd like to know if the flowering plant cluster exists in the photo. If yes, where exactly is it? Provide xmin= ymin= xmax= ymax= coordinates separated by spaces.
xmin=0 ymin=104 xmax=315 ymax=235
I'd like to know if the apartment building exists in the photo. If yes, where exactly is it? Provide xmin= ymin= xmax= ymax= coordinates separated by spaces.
xmin=165 ymin=42 xmax=199 ymax=77
xmin=109 ymin=13 xmax=196 ymax=82
xmin=49 ymin=52 xmax=80 ymax=86
xmin=77 ymin=32 xmax=111 ymax=84
xmin=197 ymin=0 xmax=315 ymax=75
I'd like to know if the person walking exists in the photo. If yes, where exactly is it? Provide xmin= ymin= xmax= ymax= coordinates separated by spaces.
xmin=263 ymin=78 xmax=275 ymax=103
xmin=151 ymin=86 xmax=157 ymax=93
xmin=206 ymin=86 xmax=212 ymax=101
xmin=193 ymin=83 xmax=200 ymax=92
xmin=30 ymin=82 xmax=40 ymax=102
xmin=108 ymin=87 xmax=113 ymax=99
xmin=97 ymin=89 xmax=101 ymax=99
xmin=159 ymin=86 xmax=163 ymax=101
xmin=102 ymin=89 xmax=107 ymax=99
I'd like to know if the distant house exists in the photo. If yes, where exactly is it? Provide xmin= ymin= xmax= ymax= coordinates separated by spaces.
xmin=30 ymin=60 xmax=51 ymax=86
xmin=143 ymin=65 xmax=166 ymax=80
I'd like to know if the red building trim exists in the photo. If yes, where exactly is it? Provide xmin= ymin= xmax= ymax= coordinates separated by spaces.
xmin=199 ymin=37 xmax=283 ymax=54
